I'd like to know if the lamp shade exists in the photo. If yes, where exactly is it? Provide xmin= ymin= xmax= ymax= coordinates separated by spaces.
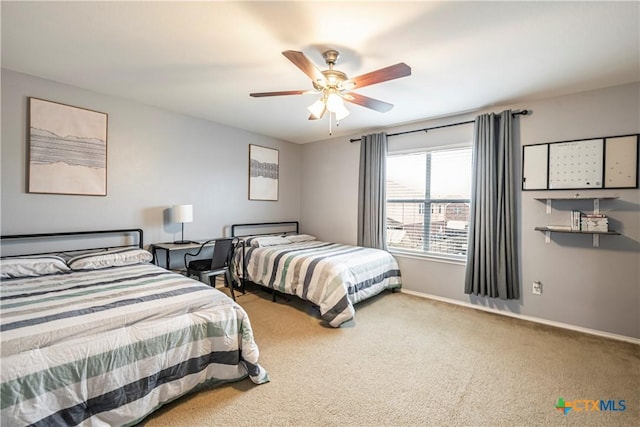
xmin=172 ymin=204 xmax=193 ymax=223
xmin=307 ymin=99 xmax=326 ymax=119
xmin=326 ymin=93 xmax=344 ymax=112
xmin=334 ymin=105 xmax=350 ymax=121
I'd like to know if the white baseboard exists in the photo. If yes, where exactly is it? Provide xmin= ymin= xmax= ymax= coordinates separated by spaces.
xmin=400 ymin=289 xmax=640 ymax=345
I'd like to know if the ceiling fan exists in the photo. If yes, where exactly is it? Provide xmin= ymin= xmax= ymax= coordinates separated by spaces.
xmin=250 ymin=50 xmax=411 ymax=124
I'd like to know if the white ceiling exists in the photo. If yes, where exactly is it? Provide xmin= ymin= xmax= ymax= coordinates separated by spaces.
xmin=2 ymin=1 xmax=639 ymax=144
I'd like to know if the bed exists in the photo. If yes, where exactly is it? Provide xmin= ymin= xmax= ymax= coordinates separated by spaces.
xmin=0 ymin=229 xmax=268 ymax=427
xmin=231 ymin=222 xmax=402 ymax=327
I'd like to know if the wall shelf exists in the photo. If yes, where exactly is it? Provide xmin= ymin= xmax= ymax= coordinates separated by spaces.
xmin=534 ymin=195 xmax=619 ymax=214
xmin=534 ymin=227 xmax=620 ymax=235
xmin=533 ymin=196 xmax=620 ymax=246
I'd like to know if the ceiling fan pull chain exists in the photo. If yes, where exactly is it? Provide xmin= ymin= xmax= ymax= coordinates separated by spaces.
xmin=329 ymin=113 xmax=333 ymax=135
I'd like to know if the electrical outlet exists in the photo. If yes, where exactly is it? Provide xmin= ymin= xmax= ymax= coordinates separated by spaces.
xmin=532 ymin=281 xmax=543 ymax=295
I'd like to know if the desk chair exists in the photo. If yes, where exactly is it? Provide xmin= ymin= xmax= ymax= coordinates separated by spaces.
xmin=184 ymin=238 xmax=236 ymax=301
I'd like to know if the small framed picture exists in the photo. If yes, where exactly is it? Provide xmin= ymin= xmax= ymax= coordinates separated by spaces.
xmin=28 ymin=98 xmax=108 ymax=196
xmin=248 ymin=144 xmax=279 ymax=201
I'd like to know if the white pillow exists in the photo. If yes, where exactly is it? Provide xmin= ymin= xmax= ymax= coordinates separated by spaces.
xmin=286 ymin=234 xmax=316 ymax=243
xmin=67 ymin=248 xmax=153 ymax=270
xmin=247 ymin=236 xmax=291 ymax=248
xmin=0 ymin=256 xmax=70 ymax=279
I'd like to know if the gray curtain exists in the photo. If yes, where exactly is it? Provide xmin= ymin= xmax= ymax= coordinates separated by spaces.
xmin=465 ymin=110 xmax=520 ymax=299
xmin=357 ymin=132 xmax=388 ymax=250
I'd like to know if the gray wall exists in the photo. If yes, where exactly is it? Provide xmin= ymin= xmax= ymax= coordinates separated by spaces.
xmin=1 ymin=69 xmax=301 ymax=267
xmin=301 ymin=82 xmax=640 ymax=339
xmin=2 ymin=68 xmax=638 ymax=338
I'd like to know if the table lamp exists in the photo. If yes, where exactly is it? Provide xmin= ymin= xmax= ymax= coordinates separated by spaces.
xmin=172 ymin=204 xmax=193 ymax=244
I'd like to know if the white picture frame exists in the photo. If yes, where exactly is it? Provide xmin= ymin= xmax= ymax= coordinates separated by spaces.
xmin=28 ymin=98 xmax=108 ymax=196
xmin=248 ymin=144 xmax=279 ymax=201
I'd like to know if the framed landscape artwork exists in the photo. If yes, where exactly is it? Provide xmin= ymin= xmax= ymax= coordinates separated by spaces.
xmin=248 ymin=144 xmax=279 ymax=201
xmin=28 ymin=98 xmax=108 ymax=196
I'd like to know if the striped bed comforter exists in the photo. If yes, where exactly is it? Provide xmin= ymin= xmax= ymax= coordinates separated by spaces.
xmin=235 ymin=241 xmax=401 ymax=327
xmin=1 ymin=263 xmax=268 ymax=427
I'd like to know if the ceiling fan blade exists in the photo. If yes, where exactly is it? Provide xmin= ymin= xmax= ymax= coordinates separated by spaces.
xmin=346 ymin=63 xmax=411 ymax=89
xmin=250 ymin=90 xmax=308 ymax=97
xmin=282 ymin=50 xmax=327 ymax=85
xmin=345 ymin=93 xmax=394 ymax=113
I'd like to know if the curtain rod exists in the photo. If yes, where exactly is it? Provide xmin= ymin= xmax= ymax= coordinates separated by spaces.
xmin=349 ymin=109 xmax=529 ymax=143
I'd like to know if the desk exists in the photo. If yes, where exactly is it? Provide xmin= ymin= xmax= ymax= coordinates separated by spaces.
xmin=149 ymin=241 xmax=214 ymax=270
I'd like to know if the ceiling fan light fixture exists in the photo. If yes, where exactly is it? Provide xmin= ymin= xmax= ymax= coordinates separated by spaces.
xmin=334 ymin=105 xmax=350 ymax=121
xmin=251 ymin=49 xmax=411 ymax=134
xmin=307 ymin=98 xmax=326 ymax=119
xmin=326 ymin=92 xmax=345 ymax=112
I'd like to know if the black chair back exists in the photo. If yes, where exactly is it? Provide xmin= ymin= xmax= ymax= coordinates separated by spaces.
xmin=209 ymin=238 xmax=233 ymax=270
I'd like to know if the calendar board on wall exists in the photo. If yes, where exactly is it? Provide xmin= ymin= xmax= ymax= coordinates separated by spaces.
xmin=548 ymin=139 xmax=603 ymax=189
xmin=522 ymin=134 xmax=639 ymax=191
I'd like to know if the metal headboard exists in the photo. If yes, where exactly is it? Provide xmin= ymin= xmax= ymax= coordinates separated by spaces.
xmin=229 ymin=222 xmax=298 ymax=295
xmin=231 ymin=221 xmax=299 ymax=238
xmin=0 ymin=229 xmax=144 ymax=258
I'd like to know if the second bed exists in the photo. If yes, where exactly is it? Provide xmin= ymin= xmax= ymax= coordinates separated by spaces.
xmin=231 ymin=222 xmax=402 ymax=327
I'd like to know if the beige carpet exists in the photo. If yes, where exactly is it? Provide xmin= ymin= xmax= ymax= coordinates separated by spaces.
xmin=141 ymin=288 xmax=639 ymax=426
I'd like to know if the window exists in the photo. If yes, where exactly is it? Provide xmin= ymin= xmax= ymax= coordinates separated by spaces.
xmin=386 ymin=147 xmax=472 ymax=258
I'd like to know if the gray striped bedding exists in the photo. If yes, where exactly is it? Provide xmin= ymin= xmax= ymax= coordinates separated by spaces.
xmin=1 ymin=263 xmax=268 ymax=426
xmin=234 ymin=240 xmax=401 ymax=327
